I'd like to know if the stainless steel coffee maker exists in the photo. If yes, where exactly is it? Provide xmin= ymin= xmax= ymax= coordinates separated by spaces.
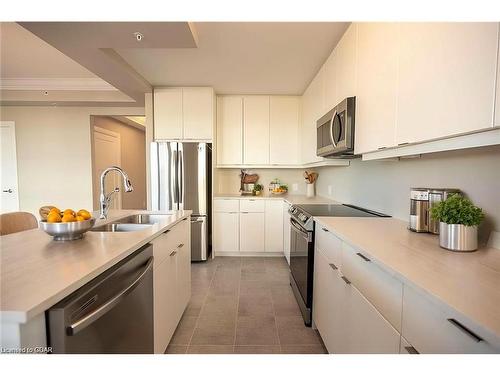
xmin=409 ymin=188 xmax=461 ymax=233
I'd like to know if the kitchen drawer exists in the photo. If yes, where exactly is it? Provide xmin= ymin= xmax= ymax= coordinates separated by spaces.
xmin=240 ymin=199 xmax=265 ymax=213
xmin=341 ymin=242 xmax=403 ymax=332
xmin=315 ymin=224 xmax=342 ymax=269
xmin=402 ymin=284 xmax=498 ymax=354
xmin=214 ymin=199 xmax=240 ymax=213
xmin=153 ymin=218 xmax=189 ymax=264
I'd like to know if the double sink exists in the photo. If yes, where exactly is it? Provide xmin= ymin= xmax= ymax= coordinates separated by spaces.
xmin=91 ymin=214 xmax=171 ymax=232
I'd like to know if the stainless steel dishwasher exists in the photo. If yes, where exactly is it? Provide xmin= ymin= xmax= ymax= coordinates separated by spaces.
xmin=47 ymin=244 xmax=154 ymax=353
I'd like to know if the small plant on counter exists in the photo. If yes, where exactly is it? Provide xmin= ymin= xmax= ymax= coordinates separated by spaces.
xmin=430 ymin=194 xmax=485 ymax=226
xmin=253 ymin=184 xmax=263 ymax=196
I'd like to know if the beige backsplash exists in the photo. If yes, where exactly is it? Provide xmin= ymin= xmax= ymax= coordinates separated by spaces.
xmin=214 ymin=168 xmax=311 ymax=195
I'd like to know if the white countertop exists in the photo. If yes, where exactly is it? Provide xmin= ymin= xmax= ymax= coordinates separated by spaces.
xmin=314 ymin=216 xmax=500 ymax=339
xmin=214 ymin=193 xmax=339 ymax=205
xmin=0 ymin=209 xmax=191 ymax=324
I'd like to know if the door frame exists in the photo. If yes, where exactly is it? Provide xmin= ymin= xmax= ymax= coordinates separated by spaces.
xmin=0 ymin=121 xmax=20 ymax=213
xmin=92 ymin=125 xmax=122 ymax=210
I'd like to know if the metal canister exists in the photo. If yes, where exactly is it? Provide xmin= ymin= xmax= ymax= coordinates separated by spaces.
xmin=428 ymin=189 xmax=461 ymax=234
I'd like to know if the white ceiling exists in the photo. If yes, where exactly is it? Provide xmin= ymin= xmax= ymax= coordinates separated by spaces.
xmin=0 ymin=22 xmax=97 ymax=79
xmin=116 ymin=22 xmax=350 ymax=95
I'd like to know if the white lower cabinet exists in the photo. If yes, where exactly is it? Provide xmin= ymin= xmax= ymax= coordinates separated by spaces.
xmin=402 ymin=284 xmax=498 ymax=354
xmin=400 ymin=336 xmax=419 ymax=354
xmin=152 ymin=218 xmax=191 ymax=354
xmin=214 ymin=212 xmax=239 ymax=253
xmin=314 ymin=245 xmax=400 ymax=354
xmin=283 ymin=201 xmax=291 ymax=264
xmin=264 ymin=200 xmax=283 ymax=252
xmin=240 ymin=212 xmax=265 ymax=252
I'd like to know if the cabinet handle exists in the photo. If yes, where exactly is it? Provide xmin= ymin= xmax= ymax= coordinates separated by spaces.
xmin=377 ymin=146 xmax=387 ymax=150
xmin=329 ymin=263 xmax=338 ymax=270
xmin=341 ymin=276 xmax=351 ymax=285
xmin=356 ymin=252 xmax=371 ymax=262
xmin=177 ymin=243 xmax=184 ymax=248
xmin=241 ymin=211 xmax=249 ymax=214
xmin=404 ymin=346 xmax=419 ymax=354
xmin=398 ymin=142 xmax=409 ymax=146
xmin=163 ymin=229 xmax=170 ymax=234
xmin=169 ymin=250 xmax=177 ymax=257
xmin=182 ymin=217 xmax=188 ymax=221
xmin=447 ymin=319 xmax=483 ymax=342
xmin=321 ymin=227 xmax=329 ymax=232
xmin=229 ymin=212 xmax=237 ymax=214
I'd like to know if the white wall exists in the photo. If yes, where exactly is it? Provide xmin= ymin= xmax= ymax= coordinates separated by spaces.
xmin=215 ymin=168 xmax=308 ymax=195
xmin=313 ymin=145 xmax=500 ymax=243
xmin=0 ymin=106 xmax=145 ymax=216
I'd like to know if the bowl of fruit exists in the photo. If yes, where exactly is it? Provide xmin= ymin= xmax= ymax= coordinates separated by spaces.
xmin=271 ymin=185 xmax=288 ymax=195
xmin=39 ymin=206 xmax=95 ymax=241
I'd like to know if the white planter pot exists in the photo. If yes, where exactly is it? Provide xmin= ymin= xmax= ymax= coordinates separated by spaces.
xmin=306 ymin=183 xmax=315 ymax=198
xmin=439 ymin=222 xmax=478 ymax=252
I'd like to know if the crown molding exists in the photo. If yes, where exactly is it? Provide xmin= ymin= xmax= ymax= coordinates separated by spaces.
xmin=0 ymin=78 xmax=117 ymax=91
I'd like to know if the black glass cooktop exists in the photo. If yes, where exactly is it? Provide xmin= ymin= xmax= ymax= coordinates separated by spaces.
xmin=296 ymin=204 xmax=389 ymax=218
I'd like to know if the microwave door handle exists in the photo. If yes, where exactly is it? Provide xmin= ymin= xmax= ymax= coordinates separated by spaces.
xmin=329 ymin=110 xmax=338 ymax=148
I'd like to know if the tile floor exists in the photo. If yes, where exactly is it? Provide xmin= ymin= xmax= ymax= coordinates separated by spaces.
xmin=166 ymin=256 xmax=327 ymax=354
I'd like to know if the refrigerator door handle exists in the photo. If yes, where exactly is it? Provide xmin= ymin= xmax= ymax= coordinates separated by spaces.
xmin=172 ymin=148 xmax=178 ymax=205
xmin=178 ymin=145 xmax=184 ymax=209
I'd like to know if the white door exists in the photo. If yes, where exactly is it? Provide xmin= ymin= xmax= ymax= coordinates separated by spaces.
xmin=216 ymin=96 xmax=243 ymax=165
xmin=397 ymin=23 xmax=498 ymax=143
xmin=0 ymin=121 xmax=20 ymax=213
xmin=154 ymin=88 xmax=183 ymax=140
xmin=354 ymin=23 xmax=399 ymax=154
xmin=240 ymin=212 xmax=265 ymax=252
xmin=183 ymin=87 xmax=214 ymax=140
xmin=269 ymin=96 xmax=300 ymax=165
xmin=264 ymin=200 xmax=284 ymax=252
xmin=214 ymin=212 xmax=239 ymax=253
xmin=243 ymin=96 xmax=270 ymax=164
xmin=93 ymin=126 xmax=122 ymax=210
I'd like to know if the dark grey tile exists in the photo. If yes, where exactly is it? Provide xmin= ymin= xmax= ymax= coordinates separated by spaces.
xmin=234 ymin=345 xmax=281 ymax=354
xmin=165 ymin=345 xmax=187 ymax=354
xmin=170 ymin=316 xmax=197 ymax=345
xmin=239 ymin=278 xmax=270 ymax=296
xmin=276 ymin=316 xmax=323 ymax=345
xmin=190 ymin=315 xmax=236 ymax=345
xmin=280 ymin=345 xmax=328 ymax=354
xmin=187 ymin=345 xmax=234 ymax=354
xmin=235 ymin=315 xmax=279 ymax=346
xmin=241 ymin=268 xmax=267 ymax=282
xmin=238 ymin=293 xmax=274 ymax=317
xmin=200 ymin=294 xmax=238 ymax=316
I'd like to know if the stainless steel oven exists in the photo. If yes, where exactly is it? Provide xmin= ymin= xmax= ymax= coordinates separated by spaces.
xmin=316 ymin=97 xmax=356 ymax=157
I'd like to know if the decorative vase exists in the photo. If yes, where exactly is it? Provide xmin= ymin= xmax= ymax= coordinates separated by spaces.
xmin=306 ymin=183 xmax=315 ymax=198
xmin=439 ymin=222 xmax=478 ymax=252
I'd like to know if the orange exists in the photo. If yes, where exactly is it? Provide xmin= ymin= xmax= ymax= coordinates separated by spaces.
xmin=47 ymin=212 xmax=62 ymax=223
xmin=77 ymin=209 xmax=91 ymax=220
xmin=61 ymin=214 xmax=76 ymax=223
xmin=63 ymin=209 xmax=76 ymax=217
xmin=49 ymin=207 xmax=61 ymax=216
xmin=76 ymin=215 xmax=86 ymax=222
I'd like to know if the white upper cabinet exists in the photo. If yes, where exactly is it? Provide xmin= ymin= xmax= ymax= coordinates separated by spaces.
xmin=496 ymin=29 xmax=500 ymax=127
xmin=323 ymin=51 xmax=337 ymax=111
xmin=217 ymin=96 xmax=243 ymax=165
xmin=154 ymin=88 xmax=183 ymax=140
xmin=182 ymin=87 xmax=214 ymax=140
xmin=154 ymin=87 xmax=214 ymax=141
xmin=335 ymin=23 xmax=357 ymax=104
xmin=270 ymin=96 xmax=300 ymax=165
xmin=355 ymin=22 xmax=399 ymax=154
xmin=396 ymin=23 xmax=498 ymax=144
xmin=243 ymin=96 xmax=270 ymax=164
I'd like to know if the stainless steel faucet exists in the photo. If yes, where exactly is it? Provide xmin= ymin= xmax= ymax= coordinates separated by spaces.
xmin=99 ymin=166 xmax=134 ymax=219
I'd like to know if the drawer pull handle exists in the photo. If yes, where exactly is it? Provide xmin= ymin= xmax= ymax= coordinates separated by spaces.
xmin=356 ymin=252 xmax=371 ymax=262
xmin=169 ymin=250 xmax=177 ymax=257
xmin=329 ymin=263 xmax=338 ymax=270
xmin=177 ymin=243 xmax=184 ymax=248
xmin=321 ymin=228 xmax=329 ymax=232
xmin=163 ymin=229 xmax=170 ymax=234
xmin=404 ymin=346 xmax=419 ymax=354
xmin=447 ymin=319 xmax=483 ymax=342
xmin=241 ymin=211 xmax=249 ymax=214
xmin=341 ymin=276 xmax=351 ymax=285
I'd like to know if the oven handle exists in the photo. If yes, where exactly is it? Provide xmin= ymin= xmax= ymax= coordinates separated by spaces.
xmin=290 ymin=218 xmax=312 ymax=243
xmin=67 ymin=257 xmax=154 ymax=336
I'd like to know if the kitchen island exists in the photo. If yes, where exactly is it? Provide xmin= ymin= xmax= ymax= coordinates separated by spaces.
xmin=0 ymin=209 xmax=191 ymax=352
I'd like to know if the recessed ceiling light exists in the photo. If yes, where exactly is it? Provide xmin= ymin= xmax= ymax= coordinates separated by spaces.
xmin=133 ymin=32 xmax=144 ymax=42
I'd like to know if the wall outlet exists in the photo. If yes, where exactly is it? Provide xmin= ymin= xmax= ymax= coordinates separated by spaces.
xmin=292 ymin=183 xmax=299 ymax=192
xmin=328 ymin=185 xmax=333 ymax=196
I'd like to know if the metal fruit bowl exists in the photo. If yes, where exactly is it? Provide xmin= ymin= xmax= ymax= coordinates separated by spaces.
xmin=39 ymin=218 xmax=96 ymax=241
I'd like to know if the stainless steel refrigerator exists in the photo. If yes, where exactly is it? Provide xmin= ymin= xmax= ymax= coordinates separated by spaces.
xmin=150 ymin=142 xmax=212 ymax=261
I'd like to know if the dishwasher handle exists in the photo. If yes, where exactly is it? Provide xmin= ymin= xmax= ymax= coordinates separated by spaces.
xmin=67 ymin=257 xmax=154 ymax=336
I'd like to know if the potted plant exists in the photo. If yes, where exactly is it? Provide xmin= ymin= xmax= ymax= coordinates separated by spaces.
xmin=253 ymin=184 xmax=263 ymax=196
xmin=430 ymin=194 xmax=485 ymax=252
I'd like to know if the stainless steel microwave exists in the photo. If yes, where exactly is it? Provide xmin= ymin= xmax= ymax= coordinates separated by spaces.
xmin=316 ymin=97 xmax=356 ymax=157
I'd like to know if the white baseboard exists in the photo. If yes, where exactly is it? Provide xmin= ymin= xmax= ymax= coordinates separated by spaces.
xmin=214 ymin=251 xmax=285 ymax=257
